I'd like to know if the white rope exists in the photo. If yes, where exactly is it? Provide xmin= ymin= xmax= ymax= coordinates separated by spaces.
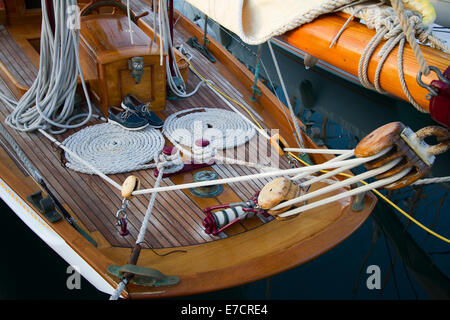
xmin=284 ymin=147 xmax=351 ymax=155
xmin=163 ymin=107 xmax=256 ymax=150
xmin=412 ymin=176 xmax=450 ymax=185
xmin=136 ymin=167 xmax=165 ymax=244
xmin=157 ymin=0 xmax=206 ymax=98
xmin=61 ymin=123 xmax=165 ymax=174
xmin=131 ymin=156 xmax=379 ymax=196
xmin=290 ymin=149 xmax=357 ymax=181
xmin=273 ymin=154 xmax=402 ymax=211
xmin=38 ymin=129 xmax=123 ymax=190
xmin=267 ymin=40 xmax=305 ymax=149
xmin=0 ymin=0 xmax=93 ymax=134
xmin=278 ymin=167 xmax=412 ymax=218
xmin=109 ymin=279 xmax=128 ymax=300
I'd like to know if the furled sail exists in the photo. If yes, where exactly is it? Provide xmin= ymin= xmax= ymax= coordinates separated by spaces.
xmin=185 ymin=0 xmax=356 ymax=45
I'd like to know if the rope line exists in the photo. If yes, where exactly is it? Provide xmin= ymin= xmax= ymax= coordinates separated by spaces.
xmin=0 ymin=0 xmax=94 ymax=133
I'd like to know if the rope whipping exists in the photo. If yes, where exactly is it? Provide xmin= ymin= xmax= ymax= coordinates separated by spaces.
xmin=0 ymin=0 xmax=93 ymax=134
xmin=62 ymin=123 xmax=165 ymax=174
xmin=163 ymin=107 xmax=256 ymax=150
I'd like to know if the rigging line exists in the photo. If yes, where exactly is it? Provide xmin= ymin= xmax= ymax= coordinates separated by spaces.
xmin=401 ymin=254 xmax=419 ymax=299
xmin=352 ymin=222 xmax=378 ymax=299
xmin=421 ymin=191 xmax=447 ymax=247
xmin=288 ymin=150 xmax=450 ymax=243
xmin=126 ymin=0 xmax=134 ymax=45
xmin=380 ymin=236 xmax=401 ymax=300
xmin=267 ymin=40 xmax=305 ymax=149
xmin=110 ymin=167 xmax=165 ymax=301
xmin=185 ymin=58 xmax=450 ymax=243
xmin=131 ymin=157 xmax=377 ymax=196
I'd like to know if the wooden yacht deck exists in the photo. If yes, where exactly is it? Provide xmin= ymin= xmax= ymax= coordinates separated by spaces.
xmin=0 ymin=3 xmax=291 ymax=250
xmin=0 ymin=1 xmax=380 ymax=298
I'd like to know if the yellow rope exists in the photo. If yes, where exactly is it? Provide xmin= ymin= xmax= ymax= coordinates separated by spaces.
xmin=187 ymin=60 xmax=450 ymax=244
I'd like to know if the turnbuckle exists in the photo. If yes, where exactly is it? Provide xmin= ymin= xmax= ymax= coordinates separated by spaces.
xmin=116 ymin=199 xmax=130 ymax=236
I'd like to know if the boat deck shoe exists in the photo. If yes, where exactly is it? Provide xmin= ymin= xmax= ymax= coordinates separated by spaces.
xmin=121 ymin=94 xmax=164 ymax=128
xmin=108 ymin=106 xmax=149 ymax=131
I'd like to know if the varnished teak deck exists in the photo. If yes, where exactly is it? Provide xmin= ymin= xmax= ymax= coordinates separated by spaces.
xmin=0 ymin=0 xmax=377 ymax=298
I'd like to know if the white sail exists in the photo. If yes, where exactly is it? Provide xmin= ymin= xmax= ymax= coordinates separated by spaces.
xmin=185 ymin=0 xmax=355 ymax=45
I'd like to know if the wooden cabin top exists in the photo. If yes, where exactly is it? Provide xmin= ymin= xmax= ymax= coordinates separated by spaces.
xmin=80 ymin=14 xmax=161 ymax=64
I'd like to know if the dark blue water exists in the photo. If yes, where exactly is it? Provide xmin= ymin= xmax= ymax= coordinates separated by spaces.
xmin=1 ymin=194 xmax=448 ymax=300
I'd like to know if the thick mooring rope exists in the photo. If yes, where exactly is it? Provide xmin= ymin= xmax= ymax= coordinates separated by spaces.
xmin=62 ymin=123 xmax=165 ymax=174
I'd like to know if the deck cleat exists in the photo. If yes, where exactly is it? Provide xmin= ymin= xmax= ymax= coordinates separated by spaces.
xmin=355 ymin=122 xmax=450 ymax=189
xmin=190 ymin=170 xmax=223 ymax=198
xmin=107 ymin=264 xmax=179 ymax=287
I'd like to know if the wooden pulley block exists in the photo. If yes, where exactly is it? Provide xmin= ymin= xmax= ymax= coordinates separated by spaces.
xmin=121 ymin=175 xmax=141 ymax=199
xmin=258 ymin=177 xmax=303 ymax=218
xmin=355 ymin=122 xmax=435 ymax=190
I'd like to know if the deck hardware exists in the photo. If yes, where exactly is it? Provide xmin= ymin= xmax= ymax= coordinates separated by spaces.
xmin=27 ymin=191 xmax=62 ymax=223
xmin=190 ymin=170 xmax=223 ymax=198
xmin=186 ymin=15 xmax=216 ymax=62
xmin=128 ymin=57 xmax=145 ymax=84
xmin=425 ymin=66 xmax=450 ymax=128
xmin=116 ymin=199 xmax=130 ymax=236
xmin=107 ymin=264 xmax=179 ymax=287
xmin=186 ymin=36 xmax=216 ymax=63
xmin=351 ymin=182 xmax=366 ymax=212
xmin=354 ymin=122 xmax=449 ymax=189
xmin=258 ymin=177 xmax=303 ymax=218
xmin=203 ymin=193 xmax=267 ymax=235
xmin=270 ymin=133 xmax=289 ymax=156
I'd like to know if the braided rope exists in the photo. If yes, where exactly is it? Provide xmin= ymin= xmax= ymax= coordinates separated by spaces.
xmin=340 ymin=3 xmax=449 ymax=113
xmin=62 ymin=123 xmax=164 ymax=174
xmin=163 ymin=107 xmax=256 ymax=150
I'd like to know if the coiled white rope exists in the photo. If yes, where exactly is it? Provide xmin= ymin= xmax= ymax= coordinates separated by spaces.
xmin=0 ymin=0 xmax=93 ymax=134
xmin=62 ymin=123 xmax=164 ymax=174
xmin=163 ymin=107 xmax=256 ymax=150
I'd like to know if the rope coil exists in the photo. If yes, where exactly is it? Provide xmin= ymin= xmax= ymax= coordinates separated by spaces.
xmin=62 ymin=123 xmax=165 ymax=174
xmin=163 ymin=107 xmax=256 ymax=150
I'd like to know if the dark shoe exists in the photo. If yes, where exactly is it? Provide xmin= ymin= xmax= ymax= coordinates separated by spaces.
xmin=121 ymin=94 xmax=164 ymax=128
xmin=108 ymin=107 xmax=149 ymax=131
